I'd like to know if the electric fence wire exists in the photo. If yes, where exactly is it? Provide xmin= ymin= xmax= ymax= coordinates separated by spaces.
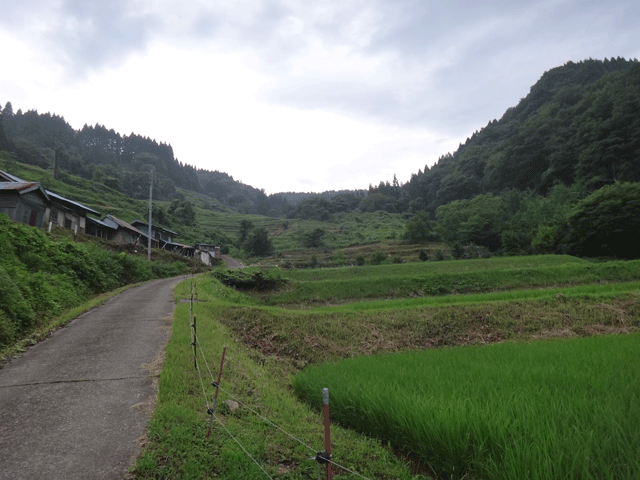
xmin=192 ymin=330 xmax=211 ymax=410
xmin=214 ymin=416 xmax=275 ymax=480
xmin=216 ymin=382 xmax=374 ymax=480
xmin=215 ymin=383 xmax=317 ymax=454
xmin=195 ymin=333 xmax=216 ymax=383
xmin=190 ymin=303 xmax=373 ymax=480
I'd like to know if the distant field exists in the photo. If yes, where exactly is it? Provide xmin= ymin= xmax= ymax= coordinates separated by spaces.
xmin=133 ymin=254 xmax=640 ymax=479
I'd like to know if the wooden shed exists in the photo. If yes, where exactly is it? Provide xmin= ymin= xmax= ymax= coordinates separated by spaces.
xmin=0 ymin=182 xmax=50 ymax=228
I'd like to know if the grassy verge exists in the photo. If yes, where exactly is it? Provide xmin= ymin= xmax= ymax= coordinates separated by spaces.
xmin=132 ymin=286 xmax=420 ymax=479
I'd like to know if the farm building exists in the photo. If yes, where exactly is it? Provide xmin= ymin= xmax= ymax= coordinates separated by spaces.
xmin=0 ymin=181 xmax=50 ymax=228
xmin=86 ymin=214 xmax=159 ymax=248
xmin=47 ymin=190 xmax=101 ymax=234
xmin=1 ymin=169 xmax=100 ymax=234
xmin=194 ymin=243 xmax=222 ymax=266
xmin=131 ymin=220 xmax=181 ymax=252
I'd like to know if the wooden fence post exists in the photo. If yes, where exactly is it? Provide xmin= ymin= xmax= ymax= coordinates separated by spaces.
xmin=323 ymin=388 xmax=333 ymax=480
xmin=192 ymin=315 xmax=197 ymax=370
xmin=207 ymin=345 xmax=227 ymax=438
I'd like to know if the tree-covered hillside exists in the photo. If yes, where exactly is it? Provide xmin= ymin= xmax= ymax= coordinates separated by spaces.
xmin=397 ymin=57 xmax=640 ymax=214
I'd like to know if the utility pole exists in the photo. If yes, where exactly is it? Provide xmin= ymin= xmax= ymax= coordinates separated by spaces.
xmin=148 ymin=167 xmax=153 ymax=261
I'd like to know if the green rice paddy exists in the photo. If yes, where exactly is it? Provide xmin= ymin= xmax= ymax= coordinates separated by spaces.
xmin=293 ymin=334 xmax=640 ymax=479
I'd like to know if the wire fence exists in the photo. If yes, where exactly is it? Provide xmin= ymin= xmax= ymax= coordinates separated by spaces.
xmin=186 ymin=280 xmax=374 ymax=480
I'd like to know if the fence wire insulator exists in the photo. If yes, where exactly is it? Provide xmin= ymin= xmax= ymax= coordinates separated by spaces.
xmin=315 ymin=451 xmax=331 ymax=465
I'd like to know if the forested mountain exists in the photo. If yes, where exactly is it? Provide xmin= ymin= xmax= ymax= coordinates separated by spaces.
xmin=396 ymin=57 xmax=640 ymax=214
xmin=1 ymin=57 xmax=638 ymax=225
xmin=0 ymin=106 xmax=272 ymax=213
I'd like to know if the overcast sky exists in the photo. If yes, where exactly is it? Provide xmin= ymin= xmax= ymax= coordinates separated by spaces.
xmin=1 ymin=1 xmax=639 ymax=194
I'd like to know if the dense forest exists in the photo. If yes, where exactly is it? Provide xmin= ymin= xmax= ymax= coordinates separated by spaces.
xmin=1 ymin=57 xmax=639 ymax=257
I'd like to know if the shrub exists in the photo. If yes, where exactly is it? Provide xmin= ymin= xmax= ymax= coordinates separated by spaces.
xmin=355 ymin=254 xmax=366 ymax=266
xmin=370 ymin=251 xmax=387 ymax=265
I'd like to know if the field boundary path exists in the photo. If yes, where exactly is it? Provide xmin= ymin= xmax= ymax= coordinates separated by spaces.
xmin=0 ymin=277 xmax=181 ymax=480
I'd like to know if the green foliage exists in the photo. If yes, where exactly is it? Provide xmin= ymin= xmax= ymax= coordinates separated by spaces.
xmin=168 ymin=199 xmax=197 ymax=226
xmin=563 ymin=182 xmax=640 ymax=258
xmin=436 ymin=194 xmax=503 ymax=250
xmin=355 ymin=254 xmax=365 ymax=266
xmin=244 ymin=227 xmax=273 ymax=257
xmin=302 ymin=227 xmax=325 ymax=248
xmin=369 ymin=250 xmax=387 ymax=265
xmin=402 ymin=211 xmax=438 ymax=243
xmin=211 ymin=267 xmax=286 ymax=291
xmin=0 ymin=214 xmax=189 ymax=346
xmin=238 ymin=219 xmax=253 ymax=243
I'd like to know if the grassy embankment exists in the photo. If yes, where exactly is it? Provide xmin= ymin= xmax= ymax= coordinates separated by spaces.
xmin=0 ymin=214 xmax=192 ymax=359
xmin=132 ymin=254 xmax=640 ymax=479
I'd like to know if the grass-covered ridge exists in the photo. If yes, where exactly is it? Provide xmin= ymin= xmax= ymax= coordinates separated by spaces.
xmin=133 ymin=254 xmax=640 ymax=479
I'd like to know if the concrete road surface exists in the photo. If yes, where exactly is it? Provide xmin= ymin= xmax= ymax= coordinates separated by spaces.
xmin=221 ymin=254 xmax=244 ymax=268
xmin=0 ymin=277 xmax=181 ymax=480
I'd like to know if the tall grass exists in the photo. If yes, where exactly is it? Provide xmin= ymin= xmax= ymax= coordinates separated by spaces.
xmin=293 ymin=334 xmax=640 ymax=479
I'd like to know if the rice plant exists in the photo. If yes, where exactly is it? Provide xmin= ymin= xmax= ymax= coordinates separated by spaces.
xmin=293 ymin=333 xmax=640 ymax=479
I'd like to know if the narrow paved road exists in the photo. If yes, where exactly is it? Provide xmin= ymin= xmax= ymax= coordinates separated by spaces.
xmin=221 ymin=254 xmax=244 ymax=268
xmin=0 ymin=277 xmax=181 ymax=480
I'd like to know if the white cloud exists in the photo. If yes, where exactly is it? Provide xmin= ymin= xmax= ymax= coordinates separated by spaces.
xmin=2 ymin=0 xmax=639 ymax=194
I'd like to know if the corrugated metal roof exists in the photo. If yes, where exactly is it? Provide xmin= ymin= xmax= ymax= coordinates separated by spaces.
xmin=46 ymin=190 xmax=100 ymax=216
xmin=0 ymin=182 xmax=36 ymax=191
xmin=104 ymin=214 xmax=145 ymax=235
xmin=0 ymin=170 xmax=26 ymax=182
xmin=131 ymin=220 xmax=178 ymax=236
xmin=87 ymin=216 xmax=116 ymax=229
xmin=0 ymin=182 xmax=50 ymax=201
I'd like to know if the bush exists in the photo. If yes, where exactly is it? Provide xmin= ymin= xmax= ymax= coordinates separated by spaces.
xmin=564 ymin=182 xmax=640 ymax=258
xmin=370 ymin=251 xmax=387 ymax=265
xmin=245 ymin=227 xmax=274 ymax=257
xmin=355 ymin=254 xmax=366 ymax=266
